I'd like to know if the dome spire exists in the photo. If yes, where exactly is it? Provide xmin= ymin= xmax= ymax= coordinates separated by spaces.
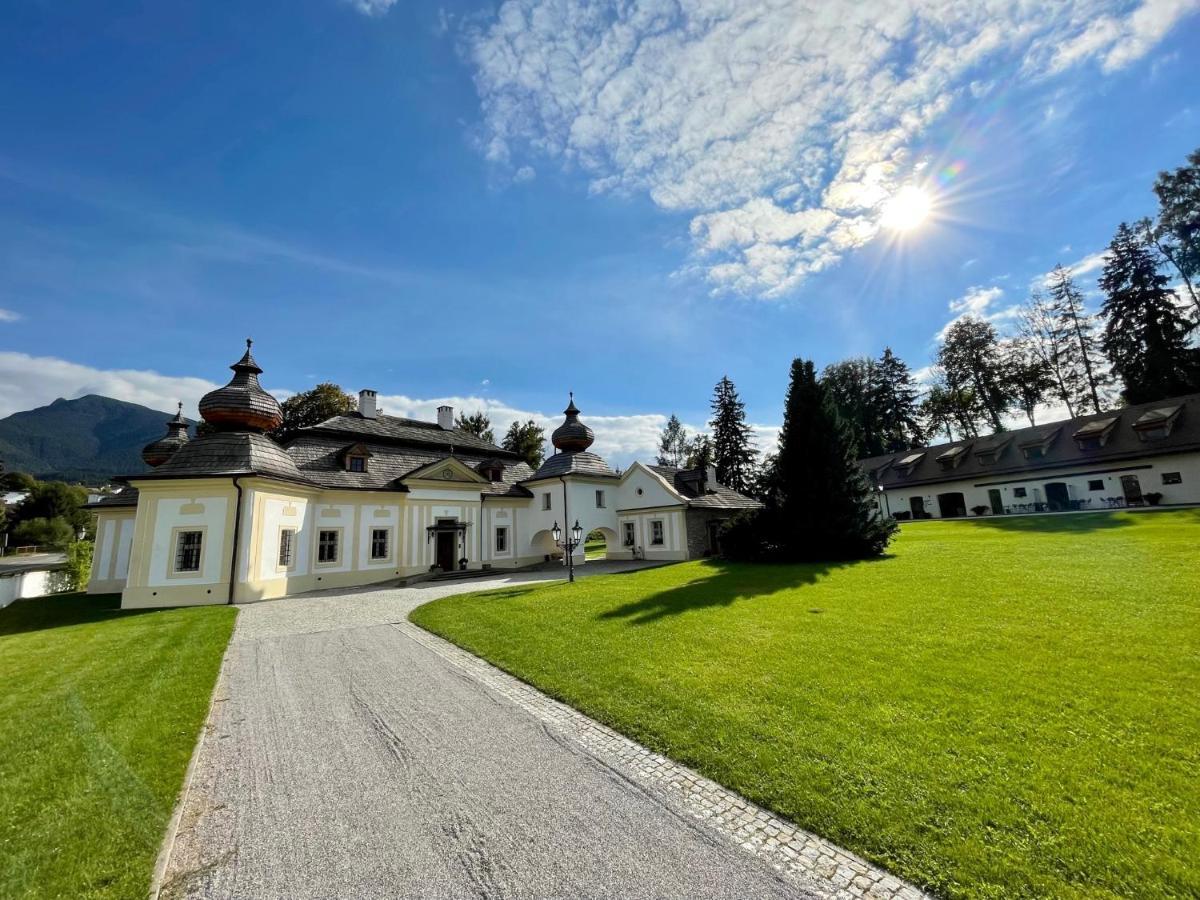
xmin=551 ymin=392 xmax=594 ymax=453
xmin=198 ymin=338 xmax=283 ymax=433
xmin=142 ymin=401 xmax=191 ymax=467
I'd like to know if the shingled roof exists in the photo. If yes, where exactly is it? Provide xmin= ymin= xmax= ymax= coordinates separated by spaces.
xmin=295 ymin=412 xmax=520 ymax=457
xmin=126 ymin=432 xmax=312 ymax=485
xmin=84 ymin=487 xmax=140 ymax=509
xmin=861 ymin=392 xmax=1200 ymax=490
xmin=648 ymin=465 xmax=763 ymax=510
xmin=526 ymin=451 xmax=618 ymax=480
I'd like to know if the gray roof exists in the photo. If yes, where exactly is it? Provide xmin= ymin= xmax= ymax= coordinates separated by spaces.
xmin=127 ymin=432 xmax=310 ymax=485
xmin=0 ymin=552 xmax=66 ymax=576
xmin=286 ymin=435 xmax=535 ymax=496
xmin=526 ymin=451 xmax=618 ymax=480
xmin=648 ymin=466 xmax=763 ymax=510
xmin=84 ymin=487 xmax=140 ymax=509
xmin=861 ymin=392 xmax=1200 ymax=490
xmin=296 ymin=413 xmax=519 ymax=458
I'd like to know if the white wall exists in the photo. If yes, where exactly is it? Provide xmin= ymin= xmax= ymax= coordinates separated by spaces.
xmin=93 ymin=514 xmax=135 ymax=587
xmin=884 ymin=451 xmax=1200 ymax=519
xmin=147 ymin=496 xmax=229 ymax=587
xmin=0 ymin=569 xmax=54 ymax=607
xmin=521 ymin=478 xmax=620 ymax=563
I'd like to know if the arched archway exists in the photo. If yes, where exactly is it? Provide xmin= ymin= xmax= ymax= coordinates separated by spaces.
xmin=529 ymin=528 xmax=560 ymax=561
xmin=584 ymin=526 xmax=619 ymax=561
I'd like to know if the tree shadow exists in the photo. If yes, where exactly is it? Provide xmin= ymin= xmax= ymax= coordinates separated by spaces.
xmin=955 ymin=508 xmax=1197 ymax=533
xmin=597 ymin=557 xmax=878 ymax=626
xmin=0 ymin=592 xmax=161 ymax=637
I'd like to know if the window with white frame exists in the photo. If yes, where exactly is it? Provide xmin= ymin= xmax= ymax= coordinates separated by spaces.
xmin=370 ymin=528 xmax=389 ymax=560
xmin=495 ymin=526 xmax=508 ymax=553
xmin=278 ymin=528 xmax=296 ymax=568
xmin=595 ymin=489 xmax=605 ymax=508
xmin=174 ymin=530 xmax=203 ymax=573
xmin=650 ymin=520 xmax=664 ymax=545
xmin=542 ymin=492 xmax=552 ymax=510
xmin=623 ymin=522 xmax=636 ymax=547
xmin=317 ymin=529 xmax=340 ymax=564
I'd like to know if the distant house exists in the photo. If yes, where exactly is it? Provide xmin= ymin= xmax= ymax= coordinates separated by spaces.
xmin=0 ymin=553 xmax=66 ymax=608
xmin=1 ymin=491 xmax=29 ymax=507
xmin=86 ymin=341 xmax=760 ymax=609
xmin=861 ymin=394 xmax=1200 ymax=519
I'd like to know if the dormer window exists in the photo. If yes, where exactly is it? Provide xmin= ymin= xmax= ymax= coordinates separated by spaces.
xmin=1017 ymin=427 xmax=1060 ymax=461
xmin=1073 ymin=416 xmax=1118 ymax=451
xmin=1132 ymin=405 xmax=1182 ymax=442
xmin=974 ymin=436 xmax=1011 ymax=465
xmin=475 ymin=459 xmax=506 ymax=482
xmin=935 ymin=444 xmax=970 ymax=471
xmin=339 ymin=442 xmax=373 ymax=473
xmin=893 ymin=452 xmax=925 ymax=477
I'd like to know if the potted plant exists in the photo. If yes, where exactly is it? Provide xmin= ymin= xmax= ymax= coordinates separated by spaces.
xmin=971 ymin=505 xmax=990 ymax=517
xmin=1144 ymin=491 xmax=1163 ymax=506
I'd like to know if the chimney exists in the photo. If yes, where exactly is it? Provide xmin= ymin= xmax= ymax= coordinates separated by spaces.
xmin=359 ymin=389 xmax=378 ymax=419
xmin=437 ymin=405 xmax=454 ymax=430
xmin=705 ymin=465 xmax=718 ymax=493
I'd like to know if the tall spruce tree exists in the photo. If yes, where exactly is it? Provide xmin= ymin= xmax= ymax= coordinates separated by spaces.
xmin=1100 ymin=222 xmax=1200 ymax=404
xmin=501 ymin=419 xmax=546 ymax=469
xmin=1151 ymin=147 xmax=1200 ymax=317
xmin=769 ymin=359 xmax=895 ymax=560
xmin=938 ymin=317 xmax=1014 ymax=431
xmin=1045 ymin=265 xmax=1111 ymax=414
xmin=656 ymin=414 xmax=691 ymax=467
xmin=820 ymin=358 xmax=881 ymax=456
xmin=874 ymin=348 xmax=923 ymax=451
xmin=708 ymin=376 xmax=757 ymax=491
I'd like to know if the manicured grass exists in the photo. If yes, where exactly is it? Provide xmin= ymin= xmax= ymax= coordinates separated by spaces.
xmin=411 ymin=511 xmax=1200 ymax=899
xmin=584 ymin=534 xmax=607 ymax=560
xmin=0 ymin=593 xmax=237 ymax=899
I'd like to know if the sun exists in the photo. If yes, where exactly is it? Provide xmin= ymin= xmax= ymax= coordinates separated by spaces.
xmin=880 ymin=185 xmax=933 ymax=232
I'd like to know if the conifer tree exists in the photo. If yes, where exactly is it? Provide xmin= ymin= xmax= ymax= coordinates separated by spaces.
xmin=501 ymin=420 xmax=546 ymax=469
xmin=656 ymin=414 xmax=690 ymax=467
xmin=708 ymin=376 xmax=757 ymax=492
xmin=820 ymin=358 xmax=880 ymax=456
xmin=874 ymin=347 xmax=924 ymax=451
xmin=1150 ymin=147 xmax=1200 ymax=317
xmin=1100 ymin=223 xmax=1200 ymax=404
xmin=1045 ymin=265 xmax=1111 ymax=414
xmin=455 ymin=410 xmax=494 ymax=443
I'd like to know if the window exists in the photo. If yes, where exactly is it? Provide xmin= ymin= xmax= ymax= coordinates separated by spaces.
xmin=349 ymin=456 xmax=366 ymax=473
xmin=370 ymin=528 xmax=389 ymax=561
xmin=623 ymin=522 xmax=636 ymax=547
xmin=495 ymin=526 xmax=508 ymax=553
xmin=278 ymin=528 xmax=296 ymax=568
xmin=1021 ymin=447 xmax=1045 ymax=460
xmin=317 ymin=529 xmax=340 ymax=564
xmin=1088 ymin=479 xmax=1105 ymax=491
xmin=650 ymin=520 xmax=664 ymax=545
xmin=595 ymin=489 xmax=605 ymax=508
xmin=542 ymin=492 xmax=552 ymax=511
xmin=174 ymin=530 xmax=203 ymax=573
xmin=1162 ymin=471 xmax=1182 ymax=485
xmin=1013 ymin=487 xmax=1028 ymax=498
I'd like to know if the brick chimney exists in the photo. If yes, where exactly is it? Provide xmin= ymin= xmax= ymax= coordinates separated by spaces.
xmin=358 ymin=389 xmax=378 ymax=419
xmin=437 ymin=405 xmax=454 ymax=430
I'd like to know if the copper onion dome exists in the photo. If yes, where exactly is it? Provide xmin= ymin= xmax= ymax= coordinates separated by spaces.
xmin=551 ymin=393 xmax=594 ymax=453
xmin=198 ymin=339 xmax=283 ymax=433
xmin=142 ymin=402 xmax=191 ymax=467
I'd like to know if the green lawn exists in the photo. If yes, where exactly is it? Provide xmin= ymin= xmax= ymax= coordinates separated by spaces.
xmin=0 ymin=593 xmax=236 ymax=899
xmin=411 ymin=510 xmax=1200 ymax=899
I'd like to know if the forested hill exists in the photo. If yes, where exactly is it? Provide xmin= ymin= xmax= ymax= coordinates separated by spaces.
xmin=0 ymin=395 xmax=192 ymax=483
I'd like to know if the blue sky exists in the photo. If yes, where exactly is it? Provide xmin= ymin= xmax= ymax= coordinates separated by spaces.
xmin=1 ymin=0 xmax=1197 ymax=464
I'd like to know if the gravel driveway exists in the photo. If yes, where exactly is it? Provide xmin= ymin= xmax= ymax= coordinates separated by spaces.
xmin=158 ymin=563 xmax=814 ymax=899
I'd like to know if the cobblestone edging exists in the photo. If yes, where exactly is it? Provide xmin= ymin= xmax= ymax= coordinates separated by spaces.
xmin=396 ymin=621 xmax=932 ymax=900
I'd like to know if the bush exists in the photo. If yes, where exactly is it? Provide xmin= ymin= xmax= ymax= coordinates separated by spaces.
xmin=65 ymin=540 xmax=93 ymax=591
xmin=719 ymin=510 xmax=781 ymax=562
xmin=11 ymin=516 xmax=75 ymax=550
xmin=971 ymin=505 xmax=990 ymax=517
xmin=1144 ymin=492 xmax=1163 ymax=506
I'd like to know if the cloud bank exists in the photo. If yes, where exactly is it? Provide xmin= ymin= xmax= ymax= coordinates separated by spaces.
xmin=466 ymin=0 xmax=1197 ymax=297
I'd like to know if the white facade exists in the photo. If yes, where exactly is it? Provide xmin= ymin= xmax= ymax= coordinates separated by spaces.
xmin=0 ymin=567 xmax=55 ymax=608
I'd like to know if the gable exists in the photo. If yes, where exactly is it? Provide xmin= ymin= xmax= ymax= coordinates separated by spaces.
xmin=401 ymin=456 xmax=489 ymax=485
xmin=617 ymin=463 xmax=685 ymax=510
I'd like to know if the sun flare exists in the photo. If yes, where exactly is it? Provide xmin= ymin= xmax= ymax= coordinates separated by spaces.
xmin=880 ymin=185 xmax=933 ymax=232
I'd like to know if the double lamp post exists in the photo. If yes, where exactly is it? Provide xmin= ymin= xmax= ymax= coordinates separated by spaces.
xmin=552 ymin=519 xmax=584 ymax=583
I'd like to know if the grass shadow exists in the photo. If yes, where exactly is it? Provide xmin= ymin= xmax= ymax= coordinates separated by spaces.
xmin=598 ymin=557 xmax=875 ymax=625
xmin=0 ymin=593 xmax=160 ymax=638
xmin=955 ymin=509 xmax=1197 ymax=533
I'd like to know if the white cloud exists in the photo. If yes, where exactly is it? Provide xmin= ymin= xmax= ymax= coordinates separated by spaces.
xmin=513 ymin=165 xmax=537 ymax=183
xmin=0 ymin=352 xmax=776 ymax=469
xmin=0 ymin=308 xmax=21 ymax=323
xmin=343 ymin=0 xmax=398 ymax=16
xmin=465 ymin=0 xmax=1196 ymax=297
xmin=936 ymin=284 xmax=1022 ymax=340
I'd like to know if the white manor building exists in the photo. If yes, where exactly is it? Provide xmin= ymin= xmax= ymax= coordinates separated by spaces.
xmin=861 ymin=393 xmax=1200 ymax=519
xmin=87 ymin=342 xmax=759 ymax=608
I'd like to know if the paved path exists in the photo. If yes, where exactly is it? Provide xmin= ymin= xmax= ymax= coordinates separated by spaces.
xmin=160 ymin=564 xmax=923 ymax=900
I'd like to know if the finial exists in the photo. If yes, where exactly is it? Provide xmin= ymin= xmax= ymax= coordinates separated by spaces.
xmin=177 ymin=401 xmax=183 ymax=414
xmin=246 ymin=338 xmax=253 ymax=349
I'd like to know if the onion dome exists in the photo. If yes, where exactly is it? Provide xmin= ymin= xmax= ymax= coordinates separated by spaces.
xmin=198 ymin=339 xmax=283 ymax=433
xmin=551 ymin=392 xmax=595 ymax=453
xmin=141 ymin=402 xmax=191 ymax=468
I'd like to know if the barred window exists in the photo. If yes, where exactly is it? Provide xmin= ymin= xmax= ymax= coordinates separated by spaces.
xmin=495 ymin=526 xmax=508 ymax=553
xmin=318 ymin=529 xmax=340 ymax=564
xmin=278 ymin=529 xmax=295 ymax=568
xmin=370 ymin=528 xmax=389 ymax=560
xmin=175 ymin=530 xmax=203 ymax=573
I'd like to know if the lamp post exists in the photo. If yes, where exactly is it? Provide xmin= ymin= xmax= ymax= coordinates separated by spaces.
xmin=552 ymin=519 xmax=584 ymax=582
xmin=876 ymin=483 xmax=891 ymax=519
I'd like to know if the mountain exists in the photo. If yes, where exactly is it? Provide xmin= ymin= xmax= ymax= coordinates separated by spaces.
xmin=0 ymin=395 xmax=193 ymax=483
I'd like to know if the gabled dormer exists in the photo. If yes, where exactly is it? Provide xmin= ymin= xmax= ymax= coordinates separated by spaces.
xmin=1132 ymin=404 xmax=1182 ymax=442
xmin=1073 ymin=416 xmax=1119 ymax=451
xmin=974 ymin=435 xmax=1011 ymax=465
xmin=339 ymin=442 xmax=373 ymax=473
xmin=935 ymin=443 xmax=970 ymax=471
xmin=893 ymin=451 xmax=925 ymax=477
xmin=475 ymin=458 xmax=507 ymax=483
xmin=1017 ymin=427 xmax=1060 ymax=461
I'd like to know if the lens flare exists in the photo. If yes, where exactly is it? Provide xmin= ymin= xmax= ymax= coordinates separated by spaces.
xmin=880 ymin=185 xmax=933 ymax=232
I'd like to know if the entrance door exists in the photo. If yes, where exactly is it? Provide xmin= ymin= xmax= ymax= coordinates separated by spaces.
xmin=1120 ymin=474 xmax=1143 ymax=506
xmin=1044 ymin=482 xmax=1070 ymax=512
xmin=435 ymin=520 xmax=457 ymax=570
xmin=937 ymin=492 xmax=966 ymax=518
xmin=988 ymin=489 xmax=1004 ymax=515
xmin=909 ymin=496 xmax=925 ymax=518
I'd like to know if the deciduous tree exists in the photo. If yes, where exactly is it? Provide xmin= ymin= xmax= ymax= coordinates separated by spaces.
xmin=501 ymin=419 xmax=546 ymax=470
xmin=937 ymin=317 xmax=1014 ymax=431
xmin=271 ymin=383 xmax=356 ymax=441
xmin=455 ymin=410 xmax=495 ymax=444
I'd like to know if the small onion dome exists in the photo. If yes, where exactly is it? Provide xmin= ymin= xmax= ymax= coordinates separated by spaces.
xmin=142 ymin=402 xmax=191 ymax=468
xmin=198 ymin=339 xmax=284 ymax=433
xmin=551 ymin=392 xmax=594 ymax=453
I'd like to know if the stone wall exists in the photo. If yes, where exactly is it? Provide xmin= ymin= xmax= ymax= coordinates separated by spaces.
xmin=684 ymin=508 xmax=739 ymax=559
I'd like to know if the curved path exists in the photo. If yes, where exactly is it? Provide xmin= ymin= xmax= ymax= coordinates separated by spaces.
xmin=159 ymin=564 xmax=921 ymax=900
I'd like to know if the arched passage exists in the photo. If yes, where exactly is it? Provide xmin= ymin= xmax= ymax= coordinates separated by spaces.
xmin=584 ymin=526 xmax=620 ymax=561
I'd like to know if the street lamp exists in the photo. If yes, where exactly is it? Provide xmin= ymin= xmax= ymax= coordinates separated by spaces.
xmin=552 ymin=519 xmax=584 ymax=582
xmin=876 ymin=483 xmax=891 ymax=519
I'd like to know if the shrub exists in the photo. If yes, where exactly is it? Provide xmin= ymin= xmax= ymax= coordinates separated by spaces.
xmin=971 ymin=505 xmax=990 ymax=516
xmin=11 ymin=516 xmax=75 ymax=550
xmin=65 ymin=540 xmax=93 ymax=591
